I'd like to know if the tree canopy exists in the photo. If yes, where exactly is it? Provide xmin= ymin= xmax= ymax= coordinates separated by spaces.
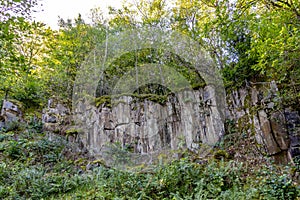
xmin=0 ymin=0 xmax=299 ymax=108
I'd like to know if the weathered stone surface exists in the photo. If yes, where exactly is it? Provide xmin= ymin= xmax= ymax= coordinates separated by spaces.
xmin=42 ymin=81 xmax=300 ymax=165
xmin=270 ymin=111 xmax=290 ymax=150
xmin=258 ymin=110 xmax=281 ymax=155
xmin=201 ymin=86 xmax=224 ymax=145
xmin=251 ymin=87 xmax=259 ymax=105
xmin=42 ymin=99 xmax=70 ymax=134
xmin=43 ymin=123 xmax=60 ymax=133
xmin=225 ymin=82 xmax=299 ymax=164
xmin=1 ymin=100 xmax=22 ymax=123
xmin=284 ymin=110 xmax=300 ymax=160
xmin=0 ymin=116 xmax=5 ymax=130
xmin=73 ymin=87 xmax=224 ymax=157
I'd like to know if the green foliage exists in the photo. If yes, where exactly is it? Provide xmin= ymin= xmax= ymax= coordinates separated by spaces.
xmin=65 ymin=128 xmax=80 ymax=137
xmin=249 ymin=1 xmax=300 ymax=81
xmin=1 ymin=2 xmax=54 ymax=107
xmin=0 ymin=121 xmax=87 ymax=199
xmin=263 ymin=174 xmax=298 ymax=200
xmin=0 ymin=2 xmax=300 ymax=199
xmin=0 ymin=121 xmax=298 ymax=199
xmin=1 ymin=0 xmax=300 ymax=111
xmin=53 ymin=157 xmax=298 ymax=200
xmin=132 ymin=93 xmax=168 ymax=105
xmin=257 ymin=165 xmax=299 ymax=200
xmin=95 ymin=95 xmax=112 ymax=108
xmin=172 ymin=0 xmax=300 ymax=93
xmin=44 ymin=15 xmax=107 ymax=99
xmin=95 ymin=93 xmax=168 ymax=108
xmin=97 ymin=48 xmax=205 ymax=97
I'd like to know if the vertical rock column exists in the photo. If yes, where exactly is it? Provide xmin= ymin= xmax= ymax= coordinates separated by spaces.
xmin=285 ymin=109 xmax=300 ymax=163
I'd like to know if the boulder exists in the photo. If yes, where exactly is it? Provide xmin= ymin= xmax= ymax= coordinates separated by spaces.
xmin=1 ymin=99 xmax=23 ymax=123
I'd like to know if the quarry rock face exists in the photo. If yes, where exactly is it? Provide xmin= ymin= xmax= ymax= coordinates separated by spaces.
xmin=42 ymin=82 xmax=300 ymax=165
xmin=73 ymin=87 xmax=225 ymax=157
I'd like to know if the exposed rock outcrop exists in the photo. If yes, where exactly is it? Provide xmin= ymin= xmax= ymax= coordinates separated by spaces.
xmin=42 ymin=82 xmax=300 ymax=165
xmin=226 ymin=82 xmax=299 ymax=164
xmin=73 ymin=87 xmax=225 ymax=157
xmin=42 ymin=99 xmax=71 ymax=134
xmin=285 ymin=110 xmax=300 ymax=162
xmin=0 ymin=100 xmax=23 ymax=130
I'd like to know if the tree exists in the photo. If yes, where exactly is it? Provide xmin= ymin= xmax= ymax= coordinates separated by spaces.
xmin=44 ymin=14 xmax=107 ymax=100
xmin=172 ymin=0 xmax=257 ymax=86
xmin=250 ymin=0 xmax=300 ymax=81
xmin=0 ymin=0 xmax=47 ymax=106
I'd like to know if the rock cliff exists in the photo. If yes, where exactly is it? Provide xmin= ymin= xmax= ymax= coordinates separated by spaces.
xmin=41 ymin=83 xmax=300 ymax=165
xmin=73 ymin=87 xmax=224 ymax=156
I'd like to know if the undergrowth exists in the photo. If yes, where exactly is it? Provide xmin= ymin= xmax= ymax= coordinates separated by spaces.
xmin=0 ymin=120 xmax=299 ymax=199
